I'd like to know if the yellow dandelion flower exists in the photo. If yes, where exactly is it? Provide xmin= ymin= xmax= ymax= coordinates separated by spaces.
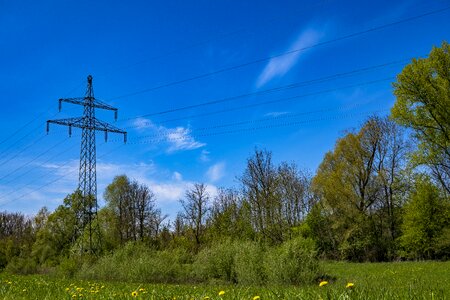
xmin=219 ymin=290 xmax=225 ymax=296
xmin=253 ymin=296 xmax=261 ymax=300
xmin=139 ymin=288 xmax=145 ymax=292
xmin=346 ymin=282 xmax=354 ymax=289
xmin=66 ymin=287 xmax=70 ymax=291
xmin=72 ymin=295 xmax=76 ymax=298
xmin=131 ymin=291 xmax=138 ymax=297
xmin=319 ymin=280 xmax=328 ymax=287
xmin=203 ymin=297 xmax=210 ymax=300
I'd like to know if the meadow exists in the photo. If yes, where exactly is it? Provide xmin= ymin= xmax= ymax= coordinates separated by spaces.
xmin=0 ymin=261 xmax=448 ymax=299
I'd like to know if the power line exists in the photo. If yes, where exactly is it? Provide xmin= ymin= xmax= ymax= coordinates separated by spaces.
xmin=0 ymin=81 xmax=84 ymax=152
xmin=122 ymin=96 xmax=383 ymax=142
xmin=97 ymin=0 xmax=333 ymax=79
xmin=125 ymin=109 xmax=389 ymax=146
xmin=0 ymin=142 xmax=123 ymax=208
xmin=108 ymin=6 xmax=449 ymax=101
xmin=122 ymin=77 xmax=393 ymax=132
xmin=0 ymin=134 xmax=48 ymax=169
xmin=0 ymin=137 xmax=70 ymax=182
xmin=119 ymin=56 xmax=409 ymax=123
xmin=0 ymin=140 xmax=73 ymax=188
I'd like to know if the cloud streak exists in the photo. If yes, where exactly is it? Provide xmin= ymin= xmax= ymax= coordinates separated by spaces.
xmin=257 ymin=28 xmax=324 ymax=87
xmin=132 ymin=118 xmax=205 ymax=153
xmin=206 ymin=162 xmax=226 ymax=183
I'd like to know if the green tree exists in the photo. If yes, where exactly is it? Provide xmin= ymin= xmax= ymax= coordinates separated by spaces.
xmin=392 ymin=41 xmax=450 ymax=194
xmin=32 ymin=192 xmax=82 ymax=265
xmin=400 ymin=176 xmax=450 ymax=259
xmin=180 ymin=183 xmax=210 ymax=249
xmin=312 ymin=116 xmax=409 ymax=260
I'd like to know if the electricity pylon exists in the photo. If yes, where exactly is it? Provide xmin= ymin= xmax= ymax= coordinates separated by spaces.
xmin=47 ymin=75 xmax=127 ymax=254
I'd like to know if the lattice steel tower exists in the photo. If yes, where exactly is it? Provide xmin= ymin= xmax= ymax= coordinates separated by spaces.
xmin=47 ymin=75 xmax=127 ymax=254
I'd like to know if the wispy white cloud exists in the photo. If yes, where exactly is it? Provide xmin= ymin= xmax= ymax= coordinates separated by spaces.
xmin=166 ymin=127 xmax=205 ymax=153
xmin=257 ymin=27 xmax=324 ymax=87
xmin=199 ymin=149 xmax=210 ymax=162
xmin=264 ymin=111 xmax=289 ymax=117
xmin=206 ymin=162 xmax=226 ymax=183
xmin=131 ymin=118 xmax=205 ymax=153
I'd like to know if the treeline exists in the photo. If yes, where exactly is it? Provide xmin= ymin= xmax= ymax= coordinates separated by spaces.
xmin=0 ymin=42 xmax=449 ymax=281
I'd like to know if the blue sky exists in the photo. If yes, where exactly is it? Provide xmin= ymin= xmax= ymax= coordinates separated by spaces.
xmin=0 ymin=0 xmax=449 ymax=219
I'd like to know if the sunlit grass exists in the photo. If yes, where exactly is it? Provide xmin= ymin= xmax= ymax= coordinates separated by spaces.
xmin=0 ymin=261 xmax=448 ymax=299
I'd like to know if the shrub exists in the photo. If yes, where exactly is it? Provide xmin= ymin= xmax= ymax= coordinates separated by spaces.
xmin=5 ymin=257 xmax=37 ymax=275
xmin=77 ymin=242 xmax=192 ymax=283
xmin=264 ymin=236 xmax=320 ymax=285
xmin=234 ymin=240 xmax=265 ymax=285
xmin=192 ymin=239 xmax=237 ymax=283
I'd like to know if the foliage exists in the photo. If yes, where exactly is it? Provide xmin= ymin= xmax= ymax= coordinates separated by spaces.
xmin=399 ymin=176 xmax=450 ymax=259
xmin=392 ymin=41 xmax=450 ymax=194
xmin=312 ymin=116 xmax=409 ymax=261
xmin=264 ymin=236 xmax=319 ymax=285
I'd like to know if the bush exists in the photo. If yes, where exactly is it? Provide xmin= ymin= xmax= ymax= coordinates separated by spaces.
xmin=264 ymin=236 xmax=320 ymax=285
xmin=192 ymin=239 xmax=237 ymax=283
xmin=78 ymin=242 xmax=192 ymax=283
xmin=5 ymin=257 xmax=37 ymax=275
xmin=234 ymin=240 xmax=265 ymax=285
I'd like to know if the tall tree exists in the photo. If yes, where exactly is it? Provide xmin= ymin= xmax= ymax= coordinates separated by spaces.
xmin=392 ymin=41 xmax=450 ymax=194
xmin=241 ymin=149 xmax=283 ymax=244
xmin=312 ymin=116 xmax=409 ymax=260
xmin=104 ymin=175 xmax=160 ymax=245
xmin=180 ymin=183 xmax=210 ymax=248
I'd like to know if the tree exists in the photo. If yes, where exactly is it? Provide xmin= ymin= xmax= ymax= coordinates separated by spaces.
xmin=180 ymin=183 xmax=210 ymax=248
xmin=392 ymin=41 xmax=450 ymax=194
xmin=104 ymin=175 xmax=132 ymax=245
xmin=312 ymin=116 xmax=410 ymax=260
xmin=400 ymin=176 xmax=450 ymax=259
xmin=277 ymin=162 xmax=314 ymax=236
xmin=104 ymin=175 xmax=160 ymax=246
xmin=207 ymin=188 xmax=254 ymax=241
xmin=241 ymin=149 xmax=283 ymax=244
xmin=32 ymin=192 xmax=82 ymax=265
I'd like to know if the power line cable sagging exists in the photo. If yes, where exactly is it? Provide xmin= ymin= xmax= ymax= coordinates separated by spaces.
xmin=108 ymin=6 xmax=450 ymax=102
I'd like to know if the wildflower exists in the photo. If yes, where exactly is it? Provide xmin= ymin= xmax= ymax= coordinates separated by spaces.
xmin=203 ymin=297 xmax=210 ymax=300
xmin=346 ymin=282 xmax=354 ymax=289
xmin=319 ymin=280 xmax=328 ymax=287
xmin=219 ymin=290 xmax=225 ymax=296
xmin=131 ymin=291 xmax=138 ymax=297
xmin=253 ymin=296 xmax=261 ymax=300
xmin=66 ymin=288 xmax=70 ymax=291
xmin=72 ymin=295 xmax=76 ymax=298
xmin=139 ymin=288 xmax=145 ymax=292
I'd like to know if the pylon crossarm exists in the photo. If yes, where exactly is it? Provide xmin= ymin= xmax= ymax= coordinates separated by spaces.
xmin=60 ymin=97 xmax=118 ymax=113
xmin=47 ymin=117 xmax=127 ymax=142
xmin=92 ymin=118 xmax=126 ymax=134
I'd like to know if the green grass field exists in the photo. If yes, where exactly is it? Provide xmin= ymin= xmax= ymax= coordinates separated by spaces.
xmin=0 ymin=261 xmax=448 ymax=299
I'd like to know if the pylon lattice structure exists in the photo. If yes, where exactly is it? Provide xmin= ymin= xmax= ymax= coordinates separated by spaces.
xmin=47 ymin=75 xmax=127 ymax=254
